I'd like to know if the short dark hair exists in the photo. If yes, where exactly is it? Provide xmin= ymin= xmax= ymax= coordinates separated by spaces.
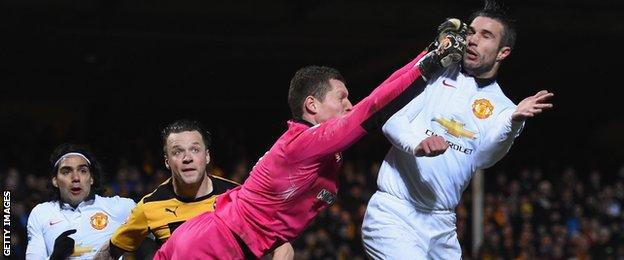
xmin=161 ymin=119 xmax=212 ymax=154
xmin=48 ymin=143 xmax=104 ymax=201
xmin=288 ymin=66 xmax=345 ymax=118
xmin=469 ymin=0 xmax=517 ymax=50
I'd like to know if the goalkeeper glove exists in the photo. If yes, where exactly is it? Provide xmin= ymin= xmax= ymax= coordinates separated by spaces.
xmin=50 ymin=229 xmax=76 ymax=260
xmin=417 ymin=18 xmax=468 ymax=80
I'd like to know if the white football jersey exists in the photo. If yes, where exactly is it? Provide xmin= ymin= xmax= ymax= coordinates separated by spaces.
xmin=378 ymin=64 xmax=524 ymax=211
xmin=26 ymin=195 xmax=135 ymax=259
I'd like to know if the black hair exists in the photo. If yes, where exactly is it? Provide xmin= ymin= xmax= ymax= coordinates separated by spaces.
xmin=469 ymin=0 xmax=517 ymax=50
xmin=288 ymin=65 xmax=345 ymax=118
xmin=161 ymin=119 xmax=212 ymax=154
xmin=48 ymin=143 xmax=104 ymax=202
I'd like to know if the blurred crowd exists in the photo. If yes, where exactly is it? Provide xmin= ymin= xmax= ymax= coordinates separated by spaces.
xmin=2 ymin=146 xmax=623 ymax=259
xmin=474 ymin=166 xmax=624 ymax=259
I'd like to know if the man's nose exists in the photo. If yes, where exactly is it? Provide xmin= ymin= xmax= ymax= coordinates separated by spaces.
xmin=467 ymin=34 xmax=477 ymax=46
xmin=345 ymin=100 xmax=353 ymax=111
xmin=182 ymin=152 xmax=193 ymax=163
xmin=71 ymin=171 xmax=81 ymax=182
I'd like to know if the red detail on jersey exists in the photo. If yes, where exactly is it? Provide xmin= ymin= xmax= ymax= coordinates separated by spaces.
xmin=442 ymin=79 xmax=456 ymax=88
xmin=49 ymin=220 xmax=63 ymax=226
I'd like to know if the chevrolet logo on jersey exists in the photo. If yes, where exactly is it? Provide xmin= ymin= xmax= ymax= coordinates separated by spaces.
xmin=425 ymin=130 xmax=474 ymax=155
xmin=70 ymin=245 xmax=93 ymax=257
xmin=432 ymin=117 xmax=476 ymax=140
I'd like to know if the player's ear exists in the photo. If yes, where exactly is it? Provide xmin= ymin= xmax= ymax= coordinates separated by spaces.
xmin=164 ymin=155 xmax=170 ymax=169
xmin=304 ymin=95 xmax=317 ymax=114
xmin=205 ymin=149 xmax=211 ymax=165
xmin=497 ymin=46 xmax=511 ymax=62
xmin=52 ymin=177 xmax=58 ymax=188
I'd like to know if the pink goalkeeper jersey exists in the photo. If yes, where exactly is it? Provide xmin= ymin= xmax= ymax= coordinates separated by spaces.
xmin=214 ymin=51 xmax=428 ymax=257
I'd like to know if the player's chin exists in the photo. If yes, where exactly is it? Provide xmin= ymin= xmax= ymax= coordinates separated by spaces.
xmin=462 ymin=58 xmax=476 ymax=68
xmin=181 ymin=172 xmax=201 ymax=184
xmin=66 ymin=194 xmax=85 ymax=205
xmin=463 ymin=61 xmax=483 ymax=74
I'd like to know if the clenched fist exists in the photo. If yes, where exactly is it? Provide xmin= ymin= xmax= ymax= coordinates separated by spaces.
xmin=415 ymin=135 xmax=449 ymax=157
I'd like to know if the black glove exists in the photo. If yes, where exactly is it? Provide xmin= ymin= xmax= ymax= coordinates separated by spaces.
xmin=417 ymin=18 xmax=468 ymax=80
xmin=50 ymin=229 xmax=76 ymax=260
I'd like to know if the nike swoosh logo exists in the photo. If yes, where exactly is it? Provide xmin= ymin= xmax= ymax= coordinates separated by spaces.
xmin=49 ymin=220 xmax=63 ymax=226
xmin=442 ymin=79 xmax=456 ymax=88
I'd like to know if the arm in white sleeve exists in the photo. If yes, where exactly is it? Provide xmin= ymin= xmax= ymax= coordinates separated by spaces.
xmin=382 ymin=89 xmax=428 ymax=155
xmin=474 ymin=107 xmax=525 ymax=170
xmin=25 ymin=206 xmax=49 ymax=260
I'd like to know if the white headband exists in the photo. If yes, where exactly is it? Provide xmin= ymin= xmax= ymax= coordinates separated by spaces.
xmin=54 ymin=152 xmax=91 ymax=167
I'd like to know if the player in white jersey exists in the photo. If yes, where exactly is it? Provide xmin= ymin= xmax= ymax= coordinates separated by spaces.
xmin=362 ymin=3 xmax=554 ymax=259
xmin=26 ymin=144 xmax=135 ymax=260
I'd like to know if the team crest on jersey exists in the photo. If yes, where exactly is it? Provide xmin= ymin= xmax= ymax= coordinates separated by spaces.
xmin=472 ymin=98 xmax=494 ymax=119
xmin=432 ymin=117 xmax=476 ymax=140
xmin=317 ymin=189 xmax=336 ymax=205
xmin=90 ymin=212 xmax=108 ymax=230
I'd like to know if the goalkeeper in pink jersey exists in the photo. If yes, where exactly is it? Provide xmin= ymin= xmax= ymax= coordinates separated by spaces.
xmin=155 ymin=18 xmax=468 ymax=259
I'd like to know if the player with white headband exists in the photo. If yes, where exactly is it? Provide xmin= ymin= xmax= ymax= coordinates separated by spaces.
xmin=26 ymin=143 xmax=136 ymax=260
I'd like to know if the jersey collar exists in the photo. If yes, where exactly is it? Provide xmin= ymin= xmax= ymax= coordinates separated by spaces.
xmin=169 ymin=176 xmax=219 ymax=203
xmin=474 ymin=77 xmax=496 ymax=88
xmin=460 ymin=66 xmax=497 ymax=88
xmin=59 ymin=193 xmax=96 ymax=211
xmin=291 ymin=118 xmax=315 ymax=127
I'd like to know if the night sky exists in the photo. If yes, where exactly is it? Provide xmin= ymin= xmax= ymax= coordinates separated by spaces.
xmin=1 ymin=0 xmax=622 ymax=175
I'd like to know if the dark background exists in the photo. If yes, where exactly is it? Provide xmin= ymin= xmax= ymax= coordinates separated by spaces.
xmin=1 ymin=0 xmax=622 ymax=180
xmin=2 ymin=0 xmax=624 ymax=259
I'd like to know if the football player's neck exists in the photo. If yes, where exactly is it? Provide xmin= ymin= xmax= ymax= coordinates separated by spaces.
xmin=301 ymin=113 xmax=319 ymax=126
xmin=174 ymin=174 xmax=213 ymax=199
xmin=469 ymin=63 xmax=499 ymax=79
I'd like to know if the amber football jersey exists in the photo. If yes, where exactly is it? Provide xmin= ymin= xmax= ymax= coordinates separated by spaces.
xmin=110 ymin=175 xmax=238 ymax=251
